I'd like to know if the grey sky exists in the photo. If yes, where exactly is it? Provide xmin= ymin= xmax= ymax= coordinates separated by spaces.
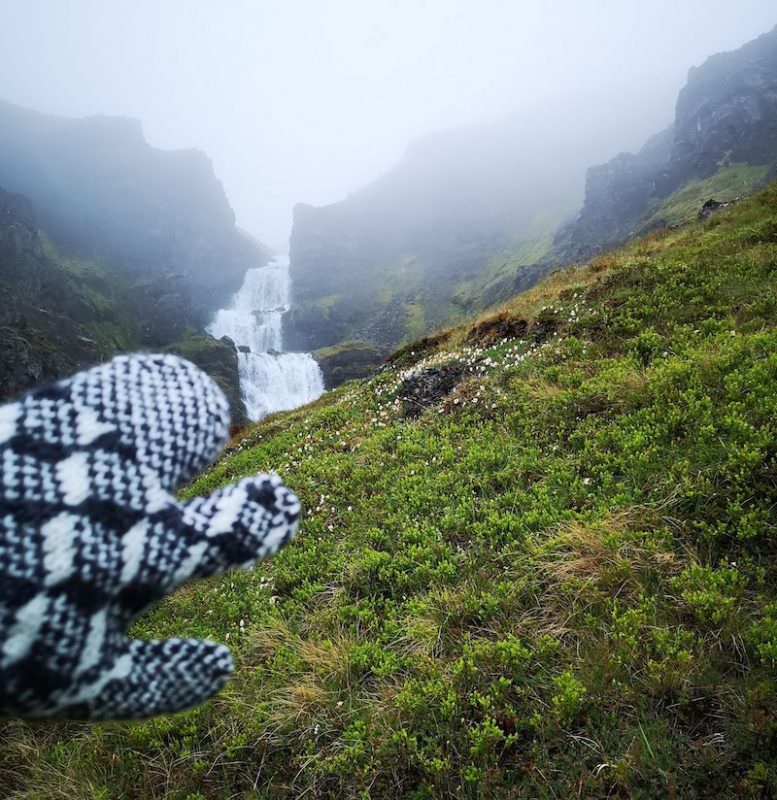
xmin=0 ymin=1 xmax=775 ymax=249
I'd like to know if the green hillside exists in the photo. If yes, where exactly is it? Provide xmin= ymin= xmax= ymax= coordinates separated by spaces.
xmin=5 ymin=184 xmax=777 ymax=798
xmin=642 ymin=163 xmax=773 ymax=230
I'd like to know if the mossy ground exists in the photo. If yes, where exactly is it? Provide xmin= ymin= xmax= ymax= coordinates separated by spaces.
xmin=5 ymin=186 xmax=777 ymax=798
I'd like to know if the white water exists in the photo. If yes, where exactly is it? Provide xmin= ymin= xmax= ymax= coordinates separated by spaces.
xmin=208 ymin=255 xmax=324 ymax=421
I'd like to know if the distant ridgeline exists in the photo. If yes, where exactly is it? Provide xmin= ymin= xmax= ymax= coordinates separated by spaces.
xmin=285 ymin=97 xmax=634 ymax=365
xmin=287 ymin=25 xmax=777 ymax=383
xmin=0 ymin=101 xmax=271 ymax=423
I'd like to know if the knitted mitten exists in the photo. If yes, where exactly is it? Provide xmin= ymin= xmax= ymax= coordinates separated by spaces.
xmin=0 ymin=354 xmax=300 ymax=720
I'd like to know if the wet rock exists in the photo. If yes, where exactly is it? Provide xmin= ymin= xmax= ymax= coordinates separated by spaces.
xmin=533 ymin=318 xmax=559 ymax=344
xmin=314 ymin=341 xmax=384 ymax=389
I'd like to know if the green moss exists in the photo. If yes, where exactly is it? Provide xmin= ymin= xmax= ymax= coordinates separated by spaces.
xmin=376 ymin=255 xmax=425 ymax=305
xmin=451 ymin=214 xmax=562 ymax=312
xmin=313 ymin=293 xmax=342 ymax=318
xmin=8 ymin=184 xmax=777 ymax=798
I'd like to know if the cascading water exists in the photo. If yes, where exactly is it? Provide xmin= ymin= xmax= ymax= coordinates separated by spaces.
xmin=208 ymin=255 xmax=324 ymax=421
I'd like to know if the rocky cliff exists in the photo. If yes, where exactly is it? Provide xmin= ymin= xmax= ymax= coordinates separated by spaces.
xmin=0 ymin=102 xmax=266 ymax=423
xmin=0 ymin=100 xmax=269 ymax=326
xmin=0 ymin=186 xmax=248 ymax=423
xmin=0 ymin=188 xmax=100 ymax=396
xmin=554 ymin=25 xmax=777 ymax=261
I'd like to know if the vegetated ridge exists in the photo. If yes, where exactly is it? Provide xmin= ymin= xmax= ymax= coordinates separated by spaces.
xmin=5 ymin=181 xmax=777 ymax=798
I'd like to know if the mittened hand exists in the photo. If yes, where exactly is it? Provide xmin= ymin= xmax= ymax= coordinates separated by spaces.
xmin=0 ymin=354 xmax=300 ymax=720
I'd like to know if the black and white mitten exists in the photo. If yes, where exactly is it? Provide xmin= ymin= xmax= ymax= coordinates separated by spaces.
xmin=0 ymin=353 xmax=300 ymax=720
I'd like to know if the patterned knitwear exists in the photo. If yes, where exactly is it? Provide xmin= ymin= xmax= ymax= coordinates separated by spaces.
xmin=0 ymin=353 xmax=300 ymax=720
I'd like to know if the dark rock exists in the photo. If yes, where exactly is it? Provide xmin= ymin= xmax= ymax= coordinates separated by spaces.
xmin=533 ymin=318 xmax=559 ymax=345
xmin=398 ymin=364 xmax=467 ymax=418
xmin=131 ymin=273 xmax=193 ymax=346
xmin=698 ymin=198 xmax=740 ymax=219
xmin=552 ymin=126 xmax=676 ymax=262
xmin=314 ymin=341 xmax=384 ymax=389
xmin=467 ymin=313 xmax=528 ymax=347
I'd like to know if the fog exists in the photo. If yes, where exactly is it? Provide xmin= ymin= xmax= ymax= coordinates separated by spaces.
xmin=0 ymin=0 xmax=774 ymax=249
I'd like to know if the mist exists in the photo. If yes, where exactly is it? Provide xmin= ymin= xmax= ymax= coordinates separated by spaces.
xmin=0 ymin=0 xmax=775 ymax=249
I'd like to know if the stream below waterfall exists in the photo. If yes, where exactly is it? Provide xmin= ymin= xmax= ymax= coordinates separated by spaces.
xmin=207 ymin=255 xmax=324 ymax=421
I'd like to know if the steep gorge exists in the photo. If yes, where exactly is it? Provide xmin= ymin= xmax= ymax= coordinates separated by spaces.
xmin=285 ymin=91 xmax=668 ymax=361
xmin=287 ymin=26 xmax=777 ymax=373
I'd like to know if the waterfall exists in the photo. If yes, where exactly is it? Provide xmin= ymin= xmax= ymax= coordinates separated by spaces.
xmin=207 ymin=255 xmax=324 ymax=421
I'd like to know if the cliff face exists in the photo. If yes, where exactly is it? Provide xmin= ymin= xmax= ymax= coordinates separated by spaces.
xmin=672 ymin=26 xmax=777 ymax=181
xmin=0 ymin=101 xmax=267 ymax=324
xmin=551 ymin=127 xmax=675 ymax=261
xmin=0 ymin=101 xmax=262 ymax=422
xmin=0 ymin=186 xmax=248 ymax=422
xmin=0 ymin=187 xmax=101 ymax=396
xmin=555 ymin=26 xmax=777 ymax=262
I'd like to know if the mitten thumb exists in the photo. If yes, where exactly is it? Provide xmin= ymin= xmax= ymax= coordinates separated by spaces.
xmin=75 ymin=638 xmax=233 ymax=720
xmin=170 ymin=474 xmax=301 ymax=588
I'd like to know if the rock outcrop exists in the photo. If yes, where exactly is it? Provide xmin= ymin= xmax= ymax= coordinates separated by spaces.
xmin=554 ymin=25 xmax=777 ymax=262
xmin=0 ymin=186 xmax=248 ymax=423
xmin=313 ymin=341 xmax=385 ymax=389
xmin=0 ymin=100 xmax=268 ymax=326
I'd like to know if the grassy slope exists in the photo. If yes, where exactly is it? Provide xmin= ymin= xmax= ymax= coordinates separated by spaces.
xmin=642 ymin=163 xmax=772 ymax=230
xmin=5 ymin=185 xmax=777 ymax=798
